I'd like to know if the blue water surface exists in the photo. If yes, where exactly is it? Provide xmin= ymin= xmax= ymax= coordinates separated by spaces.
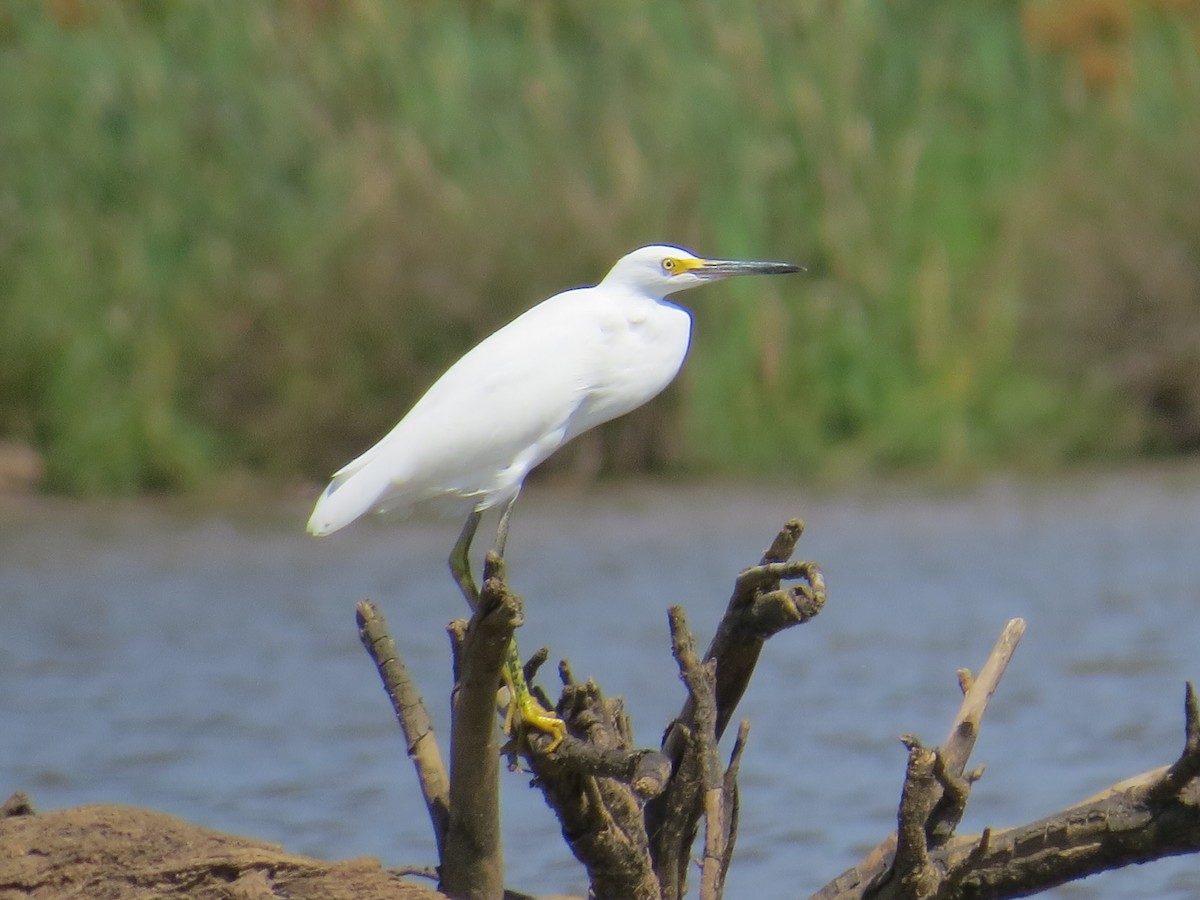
xmin=3 ymin=469 xmax=1199 ymax=898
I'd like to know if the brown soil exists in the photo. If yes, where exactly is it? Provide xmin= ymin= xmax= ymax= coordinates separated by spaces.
xmin=0 ymin=795 xmax=444 ymax=900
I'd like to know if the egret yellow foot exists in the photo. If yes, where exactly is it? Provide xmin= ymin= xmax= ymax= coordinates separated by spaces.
xmin=503 ymin=689 xmax=567 ymax=752
xmin=502 ymin=639 xmax=565 ymax=752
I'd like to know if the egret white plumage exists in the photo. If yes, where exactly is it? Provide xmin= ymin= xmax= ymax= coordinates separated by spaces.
xmin=308 ymin=244 xmax=801 ymax=749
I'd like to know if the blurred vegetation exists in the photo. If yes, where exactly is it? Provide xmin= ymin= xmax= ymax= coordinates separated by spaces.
xmin=1 ymin=0 xmax=1198 ymax=493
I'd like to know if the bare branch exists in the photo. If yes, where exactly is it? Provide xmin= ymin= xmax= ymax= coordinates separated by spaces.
xmin=719 ymin=721 xmax=751 ymax=893
xmin=536 ymin=734 xmax=671 ymax=799
xmin=648 ymin=522 xmax=826 ymax=898
xmin=815 ymin=619 xmax=1025 ymax=900
xmin=442 ymin=552 xmax=521 ymax=900
xmin=659 ymin=520 xmax=825 ymax=767
xmin=708 ymin=558 xmax=825 ymax=743
xmin=356 ymin=600 xmax=450 ymax=861
xmin=666 ymin=610 xmax=725 ymax=900
xmin=888 ymin=736 xmax=941 ymax=899
xmin=761 ymin=518 xmax=805 ymax=564
xmin=941 ymin=618 xmax=1026 ymax=777
xmin=864 ymin=766 xmax=1200 ymax=899
xmin=523 ymin=645 xmax=551 ymax=684
xmin=524 ymin=677 xmax=662 ymax=900
xmin=353 ymin=515 xmax=1200 ymax=900
xmin=1148 ymin=682 xmax=1200 ymax=805
xmin=814 ymin=638 xmax=1200 ymax=900
xmin=927 ymin=747 xmax=974 ymax=847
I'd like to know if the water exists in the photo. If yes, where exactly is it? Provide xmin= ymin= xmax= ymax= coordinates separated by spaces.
xmin=3 ymin=469 xmax=1200 ymax=898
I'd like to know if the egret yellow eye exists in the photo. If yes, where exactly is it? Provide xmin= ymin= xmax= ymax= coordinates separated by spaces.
xmin=662 ymin=257 xmax=678 ymax=274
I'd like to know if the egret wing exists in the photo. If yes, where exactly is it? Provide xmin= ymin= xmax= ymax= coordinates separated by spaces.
xmin=308 ymin=292 xmax=600 ymax=534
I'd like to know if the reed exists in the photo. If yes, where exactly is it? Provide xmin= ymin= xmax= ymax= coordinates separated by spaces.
xmin=1 ymin=1 xmax=1196 ymax=491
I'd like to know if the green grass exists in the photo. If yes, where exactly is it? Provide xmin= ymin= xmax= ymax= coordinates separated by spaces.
xmin=1 ymin=1 xmax=1197 ymax=492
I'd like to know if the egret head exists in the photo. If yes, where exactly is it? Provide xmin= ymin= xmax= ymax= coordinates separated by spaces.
xmin=601 ymin=245 xmax=802 ymax=299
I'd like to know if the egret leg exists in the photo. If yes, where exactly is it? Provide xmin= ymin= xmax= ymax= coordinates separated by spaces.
xmin=501 ymin=640 xmax=565 ymax=752
xmin=494 ymin=494 xmax=517 ymax=557
xmin=490 ymin=495 xmax=566 ymax=752
xmin=449 ymin=508 xmax=483 ymax=609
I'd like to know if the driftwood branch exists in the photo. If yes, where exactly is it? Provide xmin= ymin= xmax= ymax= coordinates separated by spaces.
xmin=706 ymin=520 xmax=826 ymax=743
xmin=1148 ymin=681 xmax=1200 ymax=804
xmin=941 ymin=618 xmax=1025 ymax=777
xmin=853 ymin=715 xmax=1200 ymax=900
xmin=646 ymin=519 xmax=826 ymax=898
xmin=524 ymin=680 xmax=664 ymax=900
xmin=668 ymin=607 xmax=726 ymax=900
xmin=348 ymin=519 xmax=819 ymax=900
xmin=357 ymin=600 xmax=451 ymax=860
xmin=812 ymin=621 xmax=1200 ymax=900
xmin=814 ymin=618 xmax=1024 ymax=899
xmin=521 ymin=519 xmax=824 ymax=900
xmin=891 ymin=736 xmax=942 ymax=898
xmin=720 ymin=720 xmax=751 ymax=887
xmin=345 ymin=517 xmax=1200 ymax=900
xmin=442 ymin=552 xmax=521 ymax=900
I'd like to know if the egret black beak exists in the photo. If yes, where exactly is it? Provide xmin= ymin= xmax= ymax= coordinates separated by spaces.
xmin=693 ymin=258 xmax=804 ymax=279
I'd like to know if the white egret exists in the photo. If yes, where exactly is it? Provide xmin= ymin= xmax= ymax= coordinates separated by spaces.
xmin=308 ymin=244 xmax=801 ymax=749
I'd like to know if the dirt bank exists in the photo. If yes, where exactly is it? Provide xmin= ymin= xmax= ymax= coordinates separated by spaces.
xmin=0 ymin=795 xmax=443 ymax=900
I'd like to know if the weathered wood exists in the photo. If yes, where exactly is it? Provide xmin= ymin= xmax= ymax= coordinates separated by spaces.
xmin=357 ymin=600 xmax=451 ymax=862
xmin=646 ymin=520 xmax=825 ymax=898
xmin=811 ymin=656 xmax=1200 ymax=900
xmin=815 ymin=618 xmax=1025 ymax=898
xmin=441 ymin=553 xmax=517 ymax=900
xmin=507 ymin=521 xmax=824 ymax=900
xmin=517 ymin=673 xmax=662 ymax=900
xmin=856 ymin=774 xmax=1200 ymax=900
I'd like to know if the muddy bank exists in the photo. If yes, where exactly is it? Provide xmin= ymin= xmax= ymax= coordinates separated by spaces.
xmin=0 ymin=795 xmax=444 ymax=900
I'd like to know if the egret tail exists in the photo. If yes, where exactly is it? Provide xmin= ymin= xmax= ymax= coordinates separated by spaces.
xmin=307 ymin=463 xmax=395 ymax=536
